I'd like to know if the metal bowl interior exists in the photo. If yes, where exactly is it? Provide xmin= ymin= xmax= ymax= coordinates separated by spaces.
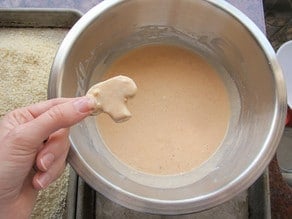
xmin=48 ymin=0 xmax=286 ymax=214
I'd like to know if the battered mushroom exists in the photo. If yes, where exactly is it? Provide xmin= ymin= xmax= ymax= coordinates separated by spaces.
xmin=86 ymin=75 xmax=137 ymax=122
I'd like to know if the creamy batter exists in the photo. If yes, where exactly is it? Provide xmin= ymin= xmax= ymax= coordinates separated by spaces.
xmin=96 ymin=44 xmax=230 ymax=175
xmin=86 ymin=75 xmax=137 ymax=123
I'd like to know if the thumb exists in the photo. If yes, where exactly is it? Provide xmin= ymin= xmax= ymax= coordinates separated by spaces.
xmin=16 ymin=97 xmax=95 ymax=147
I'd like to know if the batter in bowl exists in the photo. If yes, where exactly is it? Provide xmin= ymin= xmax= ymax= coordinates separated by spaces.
xmin=96 ymin=44 xmax=230 ymax=175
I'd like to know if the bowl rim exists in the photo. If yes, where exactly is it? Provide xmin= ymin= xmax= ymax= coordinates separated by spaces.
xmin=48 ymin=0 xmax=286 ymax=214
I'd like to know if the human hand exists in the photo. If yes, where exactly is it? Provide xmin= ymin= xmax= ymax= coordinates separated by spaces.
xmin=0 ymin=97 xmax=95 ymax=218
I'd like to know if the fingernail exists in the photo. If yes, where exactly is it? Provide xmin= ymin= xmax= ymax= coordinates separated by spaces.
xmin=36 ymin=174 xmax=51 ymax=189
xmin=73 ymin=97 xmax=95 ymax=113
xmin=40 ymin=153 xmax=55 ymax=171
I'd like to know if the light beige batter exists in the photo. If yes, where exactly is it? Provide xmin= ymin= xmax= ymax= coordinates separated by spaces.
xmin=96 ymin=44 xmax=230 ymax=175
xmin=86 ymin=75 xmax=137 ymax=123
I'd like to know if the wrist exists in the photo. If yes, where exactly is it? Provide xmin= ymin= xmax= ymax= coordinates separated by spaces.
xmin=0 ymin=194 xmax=35 ymax=219
xmin=0 ymin=204 xmax=32 ymax=219
xmin=0 ymin=203 xmax=30 ymax=219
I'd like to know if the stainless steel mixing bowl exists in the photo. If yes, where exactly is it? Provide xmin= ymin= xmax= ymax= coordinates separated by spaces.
xmin=48 ymin=0 xmax=287 ymax=214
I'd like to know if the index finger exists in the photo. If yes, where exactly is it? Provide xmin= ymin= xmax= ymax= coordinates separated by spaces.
xmin=25 ymin=98 xmax=74 ymax=118
xmin=14 ymin=97 xmax=95 ymax=147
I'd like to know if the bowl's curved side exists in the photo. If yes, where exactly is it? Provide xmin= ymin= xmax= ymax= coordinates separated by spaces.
xmin=48 ymin=0 xmax=287 ymax=214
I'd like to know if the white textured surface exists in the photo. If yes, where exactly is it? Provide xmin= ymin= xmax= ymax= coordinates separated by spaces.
xmin=0 ymin=28 xmax=69 ymax=218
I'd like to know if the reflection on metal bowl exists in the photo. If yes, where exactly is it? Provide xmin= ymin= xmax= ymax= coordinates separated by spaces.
xmin=48 ymin=0 xmax=286 ymax=215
